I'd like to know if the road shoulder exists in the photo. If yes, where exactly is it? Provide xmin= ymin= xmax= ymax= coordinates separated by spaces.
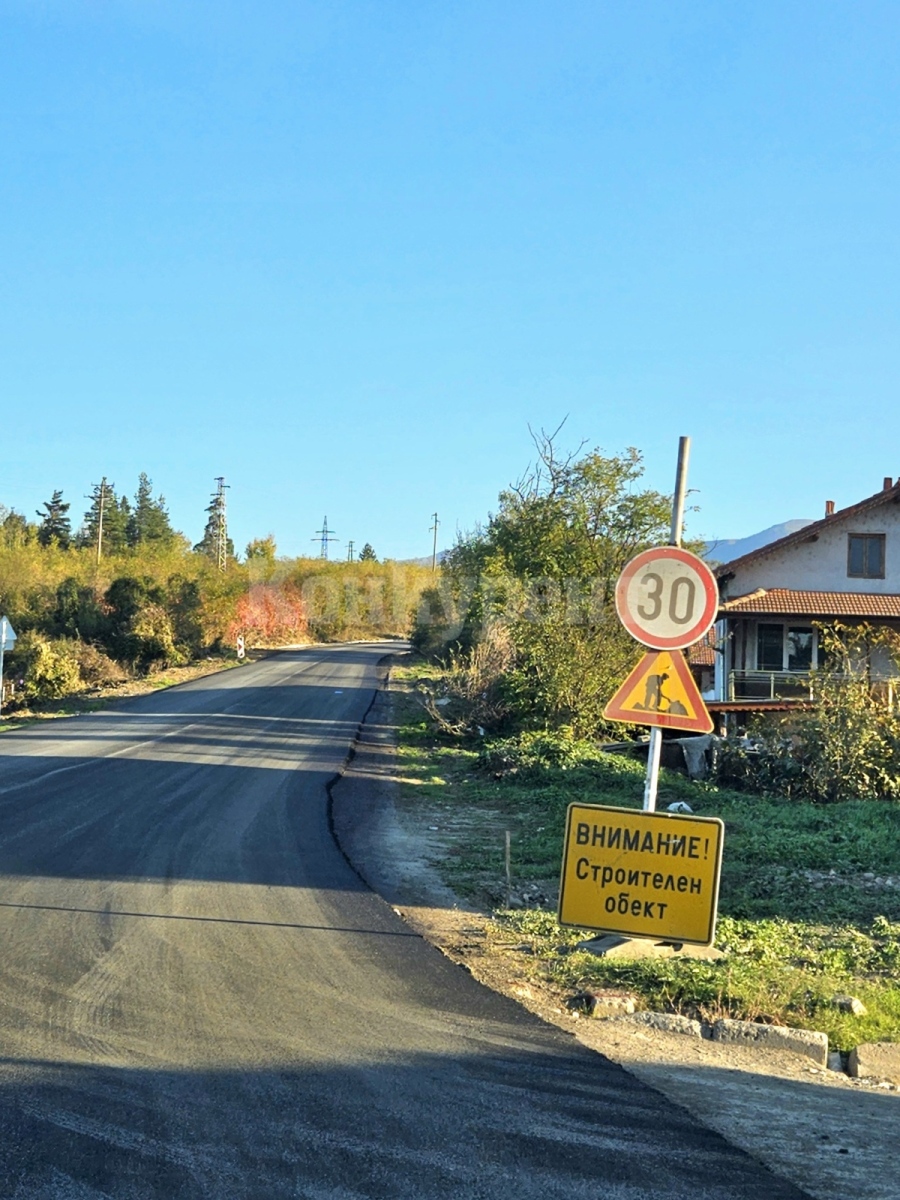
xmin=331 ymin=672 xmax=900 ymax=1200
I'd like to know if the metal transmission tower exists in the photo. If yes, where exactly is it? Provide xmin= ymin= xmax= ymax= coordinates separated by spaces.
xmin=313 ymin=516 xmax=338 ymax=559
xmin=429 ymin=512 xmax=440 ymax=572
xmin=212 ymin=477 xmax=230 ymax=572
xmin=346 ymin=540 xmax=355 ymax=563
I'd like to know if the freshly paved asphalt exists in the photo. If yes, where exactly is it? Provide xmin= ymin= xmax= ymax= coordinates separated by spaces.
xmin=0 ymin=644 xmax=810 ymax=1198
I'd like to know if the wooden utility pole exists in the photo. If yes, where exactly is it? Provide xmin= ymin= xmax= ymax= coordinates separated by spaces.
xmin=429 ymin=512 xmax=439 ymax=572
xmin=95 ymin=478 xmax=107 ymax=565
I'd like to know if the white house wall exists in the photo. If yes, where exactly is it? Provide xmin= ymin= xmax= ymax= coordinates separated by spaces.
xmin=725 ymin=503 xmax=900 ymax=595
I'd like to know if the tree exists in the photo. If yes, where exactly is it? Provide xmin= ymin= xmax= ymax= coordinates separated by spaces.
xmin=1 ymin=508 xmax=34 ymax=547
xmin=127 ymin=473 xmax=176 ymax=547
xmin=358 ymin=543 xmax=378 ymax=562
xmin=245 ymin=535 xmax=277 ymax=582
xmin=36 ymin=490 xmax=71 ymax=548
xmin=439 ymin=432 xmax=676 ymax=735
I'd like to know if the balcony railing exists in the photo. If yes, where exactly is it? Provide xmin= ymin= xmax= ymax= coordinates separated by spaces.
xmin=727 ymin=670 xmax=900 ymax=704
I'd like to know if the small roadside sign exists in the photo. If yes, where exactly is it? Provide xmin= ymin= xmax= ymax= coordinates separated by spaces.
xmin=0 ymin=617 xmax=16 ymax=651
xmin=558 ymin=803 xmax=724 ymax=945
xmin=0 ymin=617 xmax=16 ymax=718
xmin=604 ymin=649 xmax=713 ymax=733
xmin=615 ymin=546 xmax=718 ymax=650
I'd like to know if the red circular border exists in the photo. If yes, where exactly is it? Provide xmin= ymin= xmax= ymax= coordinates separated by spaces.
xmin=615 ymin=547 xmax=718 ymax=650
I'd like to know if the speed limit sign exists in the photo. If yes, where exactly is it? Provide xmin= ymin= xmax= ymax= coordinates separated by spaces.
xmin=615 ymin=547 xmax=718 ymax=650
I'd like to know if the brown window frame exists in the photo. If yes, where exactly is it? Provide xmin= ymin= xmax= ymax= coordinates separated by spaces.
xmin=847 ymin=532 xmax=886 ymax=579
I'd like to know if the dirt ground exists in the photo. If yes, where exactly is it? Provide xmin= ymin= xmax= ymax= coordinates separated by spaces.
xmin=332 ymin=678 xmax=900 ymax=1200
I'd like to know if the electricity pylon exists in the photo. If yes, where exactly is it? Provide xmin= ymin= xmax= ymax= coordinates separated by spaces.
xmin=212 ymin=477 xmax=230 ymax=572
xmin=347 ymin=540 xmax=355 ymax=563
xmin=313 ymin=516 xmax=338 ymax=559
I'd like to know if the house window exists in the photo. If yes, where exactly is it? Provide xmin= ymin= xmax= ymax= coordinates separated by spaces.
xmin=787 ymin=627 xmax=814 ymax=671
xmin=757 ymin=624 xmax=784 ymax=672
xmin=756 ymin=623 xmax=816 ymax=672
xmin=848 ymin=533 xmax=885 ymax=578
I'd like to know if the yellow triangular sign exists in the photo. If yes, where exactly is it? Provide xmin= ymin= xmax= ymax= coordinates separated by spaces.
xmin=605 ymin=650 xmax=713 ymax=733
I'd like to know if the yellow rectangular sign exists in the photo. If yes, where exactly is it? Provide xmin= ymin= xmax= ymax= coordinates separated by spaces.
xmin=558 ymin=804 xmax=724 ymax=946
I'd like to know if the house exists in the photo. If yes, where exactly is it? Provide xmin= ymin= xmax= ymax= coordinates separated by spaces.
xmin=711 ymin=476 xmax=900 ymax=711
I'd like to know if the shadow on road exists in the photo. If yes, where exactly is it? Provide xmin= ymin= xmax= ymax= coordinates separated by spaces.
xmin=0 ymin=1050 xmax=813 ymax=1199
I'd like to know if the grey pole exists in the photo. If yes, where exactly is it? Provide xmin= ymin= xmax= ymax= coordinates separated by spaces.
xmin=643 ymin=436 xmax=691 ymax=812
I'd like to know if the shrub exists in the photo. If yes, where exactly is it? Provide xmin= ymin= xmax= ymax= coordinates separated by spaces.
xmin=70 ymin=641 xmax=128 ymax=688
xmin=10 ymin=632 xmax=81 ymax=701
xmin=418 ymin=623 xmax=516 ymax=735
xmin=129 ymin=603 xmax=186 ymax=670
xmin=715 ymin=624 xmax=900 ymax=802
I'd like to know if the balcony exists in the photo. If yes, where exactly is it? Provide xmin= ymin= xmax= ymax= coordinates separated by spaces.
xmin=727 ymin=670 xmax=900 ymax=705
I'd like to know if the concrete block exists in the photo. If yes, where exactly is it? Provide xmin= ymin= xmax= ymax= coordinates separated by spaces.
xmin=711 ymin=1018 xmax=828 ymax=1066
xmin=567 ymin=989 xmax=637 ymax=1017
xmin=612 ymin=1011 xmax=703 ymax=1038
xmin=848 ymin=1042 xmax=900 ymax=1084
xmin=832 ymin=994 xmax=867 ymax=1016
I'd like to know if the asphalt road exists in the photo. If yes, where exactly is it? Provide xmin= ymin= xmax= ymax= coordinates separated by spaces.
xmin=0 ymin=644 xmax=809 ymax=1199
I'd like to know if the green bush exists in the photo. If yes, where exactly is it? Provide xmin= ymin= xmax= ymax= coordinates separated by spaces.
xmin=129 ymin=603 xmax=186 ymax=670
xmin=715 ymin=624 xmax=900 ymax=802
xmin=11 ymin=632 xmax=81 ymax=701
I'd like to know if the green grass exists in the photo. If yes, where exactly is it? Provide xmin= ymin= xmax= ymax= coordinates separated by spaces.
xmin=392 ymin=660 xmax=900 ymax=1049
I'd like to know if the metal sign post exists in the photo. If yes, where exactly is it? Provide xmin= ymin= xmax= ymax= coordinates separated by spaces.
xmin=558 ymin=438 xmax=725 ymax=947
xmin=647 ymin=437 xmax=690 ymax=811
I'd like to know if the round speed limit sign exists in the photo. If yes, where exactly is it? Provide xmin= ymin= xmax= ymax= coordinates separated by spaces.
xmin=615 ymin=547 xmax=718 ymax=650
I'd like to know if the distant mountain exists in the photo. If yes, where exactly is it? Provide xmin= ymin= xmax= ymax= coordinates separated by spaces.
xmin=703 ymin=520 xmax=815 ymax=565
xmin=400 ymin=550 xmax=451 ymax=567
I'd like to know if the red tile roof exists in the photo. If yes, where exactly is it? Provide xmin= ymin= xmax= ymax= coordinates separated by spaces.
xmin=715 ymin=481 xmax=900 ymax=575
xmin=720 ymin=589 xmax=900 ymax=618
xmin=686 ymin=628 xmax=716 ymax=665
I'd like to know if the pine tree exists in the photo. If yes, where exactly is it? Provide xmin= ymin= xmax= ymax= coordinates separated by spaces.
xmin=1 ymin=509 xmax=32 ymax=547
xmin=36 ymin=490 xmax=71 ymax=548
xmin=127 ymin=473 xmax=176 ymax=547
xmin=358 ymin=543 xmax=377 ymax=562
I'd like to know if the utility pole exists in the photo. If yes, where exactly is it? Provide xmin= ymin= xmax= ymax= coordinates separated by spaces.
xmin=347 ymin=540 xmax=355 ymax=563
xmin=429 ymin=512 xmax=440 ymax=572
xmin=212 ymin=477 xmax=230 ymax=572
xmin=313 ymin=516 xmax=338 ymax=559
xmin=88 ymin=477 xmax=107 ymax=565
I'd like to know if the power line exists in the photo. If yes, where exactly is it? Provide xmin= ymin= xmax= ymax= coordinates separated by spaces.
xmin=313 ymin=515 xmax=339 ymax=559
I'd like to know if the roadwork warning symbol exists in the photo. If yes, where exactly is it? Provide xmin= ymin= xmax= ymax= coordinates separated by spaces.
xmin=559 ymin=804 xmax=724 ymax=945
xmin=604 ymin=649 xmax=713 ymax=733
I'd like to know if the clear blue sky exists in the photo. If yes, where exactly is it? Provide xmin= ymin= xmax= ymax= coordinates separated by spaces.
xmin=2 ymin=1 xmax=898 ymax=559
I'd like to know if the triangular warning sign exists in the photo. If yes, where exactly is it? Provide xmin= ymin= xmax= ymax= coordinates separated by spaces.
xmin=605 ymin=650 xmax=713 ymax=733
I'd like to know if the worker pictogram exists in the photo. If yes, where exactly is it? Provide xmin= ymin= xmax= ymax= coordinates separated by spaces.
xmin=604 ymin=649 xmax=713 ymax=733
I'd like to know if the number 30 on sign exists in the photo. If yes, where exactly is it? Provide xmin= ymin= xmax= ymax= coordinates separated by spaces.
xmin=615 ymin=547 xmax=718 ymax=651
